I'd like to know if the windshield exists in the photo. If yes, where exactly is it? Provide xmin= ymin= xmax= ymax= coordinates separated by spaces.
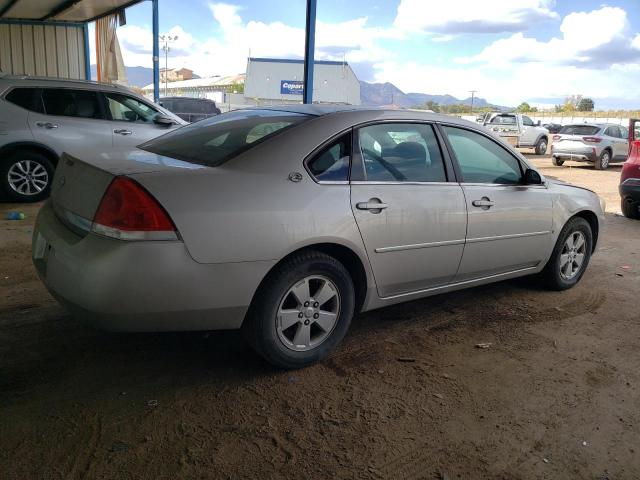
xmin=140 ymin=109 xmax=311 ymax=167
xmin=559 ymin=125 xmax=600 ymax=135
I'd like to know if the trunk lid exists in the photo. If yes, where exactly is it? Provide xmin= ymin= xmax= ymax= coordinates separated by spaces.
xmin=50 ymin=148 xmax=205 ymax=231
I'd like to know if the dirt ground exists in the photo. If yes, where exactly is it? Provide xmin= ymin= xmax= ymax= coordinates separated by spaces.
xmin=1 ymin=154 xmax=639 ymax=479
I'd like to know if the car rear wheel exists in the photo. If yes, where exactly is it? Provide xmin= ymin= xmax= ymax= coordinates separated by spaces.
xmin=595 ymin=150 xmax=610 ymax=170
xmin=540 ymin=217 xmax=593 ymax=290
xmin=621 ymin=197 xmax=640 ymax=219
xmin=0 ymin=151 xmax=54 ymax=202
xmin=551 ymin=156 xmax=564 ymax=166
xmin=535 ymin=137 xmax=548 ymax=155
xmin=243 ymin=250 xmax=355 ymax=369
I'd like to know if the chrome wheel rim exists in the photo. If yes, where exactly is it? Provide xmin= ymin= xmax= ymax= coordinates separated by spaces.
xmin=601 ymin=152 xmax=610 ymax=168
xmin=276 ymin=275 xmax=341 ymax=352
xmin=559 ymin=231 xmax=586 ymax=280
xmin=7 ymin=160 xmax=49 ymax=196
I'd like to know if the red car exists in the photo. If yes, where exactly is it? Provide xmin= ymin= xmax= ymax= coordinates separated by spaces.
xmin=620 ymin=119 xmax=640 ymax=219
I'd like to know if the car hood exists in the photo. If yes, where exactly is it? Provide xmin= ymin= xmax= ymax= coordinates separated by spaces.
xmin=546 ymin=178 xmax=597 ymax=195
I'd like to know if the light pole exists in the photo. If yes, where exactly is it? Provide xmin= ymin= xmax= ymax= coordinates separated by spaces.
xmin=469 ymin=90 xmax=477 ymax=115
xmin=160 ymin=34 xmax=178 ymax=97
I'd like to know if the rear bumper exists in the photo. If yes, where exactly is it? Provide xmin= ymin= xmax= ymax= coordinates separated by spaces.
xmin=551 ymin=146 xmax=597 ymax=162
xmin=32 ymin=202 xmax=275 ymax=332
xmin=620 ymin=178 xmax=640 ymax=203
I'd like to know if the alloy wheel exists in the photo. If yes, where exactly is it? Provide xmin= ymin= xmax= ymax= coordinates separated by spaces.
xmin=7 ymin=160 xmax=49 ymax=196
xmin=559 ymin=231 xmax=587 ymax=280
xmin=276 ymin=275 xmax=341 ymax=352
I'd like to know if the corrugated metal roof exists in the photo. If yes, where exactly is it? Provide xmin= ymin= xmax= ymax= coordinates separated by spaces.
xmin=141 ymin=74 xmax=245 ymax=91
xmin=0 ymin=0 xmax=143 ymax=23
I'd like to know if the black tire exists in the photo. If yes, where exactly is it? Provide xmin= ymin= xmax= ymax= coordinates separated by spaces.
xmin=243 ymin=250 xmax=355 ymax=369
xmin=621 ymin=197 xmax=640 ymax=220
xmin=0 ymin=150 xmax=54 ymax=202
xmin=594 ymin=149 xmax=611 ymax=170
xmin=551 ymin=156 xmax=564 ymax=166
xmin=535 ymin=137 xmax=548 ymax=155
xmin=540 ymin=217 xmax=593 ymax=290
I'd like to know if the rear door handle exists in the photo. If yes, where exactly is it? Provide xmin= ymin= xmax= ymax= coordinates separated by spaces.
xmin=356 ymin=199 xmax=388 ymax=212
xmin=36 ymin=121 xmax=58 ymax=129
xmin=114 ymin=129 xmax=133 ymax=136
xmin=472 ymin=197 xmax=495 ymax=209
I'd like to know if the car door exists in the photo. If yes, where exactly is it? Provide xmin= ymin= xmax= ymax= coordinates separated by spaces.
xmin=30 ymin=88 xmax=113 ymax=156
xmin=607 ymin=126 xmax=627 ymax=160
xmin=350 ymin=122 xmax=467 ymax=297
xmin=441 ymin=125 xmax=553 ymax=281
xmin=521 ymin=115 xmax=537 ymax=145
xmin=103 ymin=92 xmax=176 ymax=148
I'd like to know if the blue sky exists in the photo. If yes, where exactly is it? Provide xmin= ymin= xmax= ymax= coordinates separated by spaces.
xmin=108 ymin=0 xmax=640 ymax=108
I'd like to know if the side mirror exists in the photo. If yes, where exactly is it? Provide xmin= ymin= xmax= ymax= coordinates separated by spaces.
xmin=523 ymin=168 xmax=543 ymax=185
xmin=154 ymin=114 xmax=176 ymax=127
xmin=537 ymin=120 xmax=541 ymax=126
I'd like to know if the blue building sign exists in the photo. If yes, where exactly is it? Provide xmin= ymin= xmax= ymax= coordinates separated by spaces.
xmin=280 ymin=80 xmax=304 ymax=95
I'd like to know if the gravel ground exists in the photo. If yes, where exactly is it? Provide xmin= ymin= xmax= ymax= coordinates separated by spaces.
xmin=1 ymin=153 xmax=639 ymax=479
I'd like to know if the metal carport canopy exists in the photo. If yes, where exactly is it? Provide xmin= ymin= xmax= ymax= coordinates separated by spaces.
xmin=0 ymin=0 xmax=143 ymax=22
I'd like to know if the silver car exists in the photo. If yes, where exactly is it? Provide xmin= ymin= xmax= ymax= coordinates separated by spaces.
xmin=0 ymin=74 xmax=185 ymax=202
xmin=32 ymin=106 xmax=605 ymax=368
xmin=551 ymin=123 xmax=629 ymax=170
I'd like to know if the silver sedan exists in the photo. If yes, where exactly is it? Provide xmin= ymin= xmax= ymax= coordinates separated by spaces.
xmin=33 ymin=106 xmax=605 ymax=368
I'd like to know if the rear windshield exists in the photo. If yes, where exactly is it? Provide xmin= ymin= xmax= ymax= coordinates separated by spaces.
xmin=488 ymin=115 xmax=516 ymax=125
xmin=559 ymin=125 xmax=600 ymax=135
xmin=140 ymin=109 xmax=311 ymax=167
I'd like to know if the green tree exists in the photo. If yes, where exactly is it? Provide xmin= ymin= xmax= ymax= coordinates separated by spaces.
xmin=577 ymin=98 xmax=595 ymax=112
xmin=229 ymin=81 xmax=244 ymax=94
xmin=516 ymin=102 xmax=531 ymax=112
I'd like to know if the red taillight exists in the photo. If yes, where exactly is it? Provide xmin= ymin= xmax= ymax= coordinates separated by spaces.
xmin=92 ymin=176 xmax=177 ymax=240
xmin=583 ymin=136 xmax=601 ymax=143
xmin=552 ymin=135 xmax=561 ymax=141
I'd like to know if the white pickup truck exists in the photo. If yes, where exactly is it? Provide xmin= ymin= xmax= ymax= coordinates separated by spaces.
xmin=479 ymin=112 xmax=550 ymax=155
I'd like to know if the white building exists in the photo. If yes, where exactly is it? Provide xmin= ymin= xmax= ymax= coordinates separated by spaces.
xmin=244 ymin=57 xmax=360 ymax=105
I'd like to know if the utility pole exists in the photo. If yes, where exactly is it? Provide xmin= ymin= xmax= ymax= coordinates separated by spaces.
xmin=469 ymin=90 xmax=477 ymax=114
xmin=160 ymin=34 xmax=178 ymax=97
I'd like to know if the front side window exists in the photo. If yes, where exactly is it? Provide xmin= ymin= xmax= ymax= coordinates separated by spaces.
xmin=522 ymin=116 xmax=534 ymax=126
xmin=443 ymin=126 xmax=522 ymax=184
xmin=306 ymin=134 xmax=351 ymax=182
xmin=357 ymin=123 xmax=446 ymax=182
xmin=42 ymin=89 xmax=102 ymax=119
xmin=140 ymin=109 xmax=310 ymax=167
xmin=105 ymin=93 xmax=159 ymax=122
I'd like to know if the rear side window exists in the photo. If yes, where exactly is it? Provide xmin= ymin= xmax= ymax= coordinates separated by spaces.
xmin=559 ymin=125 xmax=600 ymax=135
xmin=357 ymin=123 xmax=446 ymax=182
xmin=306 ymin=133 xmax=351 ymax=182
xmin=5 ymin=88 xmax=43 ymax=112
xmin=42 ymin=89 xmax=103 ymax=119
xmin=604 ymin=126 xmax=621 ymax=138
xmin=140 ymin=109 xmax=310 ymax=167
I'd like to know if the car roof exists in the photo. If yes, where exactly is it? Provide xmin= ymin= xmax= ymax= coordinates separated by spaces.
xmin=0 ymin=74 xmax=130 ymax=92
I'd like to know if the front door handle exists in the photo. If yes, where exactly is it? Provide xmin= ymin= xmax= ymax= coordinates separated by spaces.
xmin=114 ymin=129 xmax=133 ymax=136
xmin=356 ymin=199 xmax=388 ymax=213
xmin=472 ymin=197 xmax=495 ymax=209
xmin=36 ymin=121 xmax=58 ymax=129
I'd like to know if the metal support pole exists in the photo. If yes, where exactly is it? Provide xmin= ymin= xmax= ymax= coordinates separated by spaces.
xmin=302 ymin=0 xmax=316 ymax=104
xmin=83 ymin=23 xmax=91 ymax=80
xmin=152 ymin=0 xmax=160 ymax=102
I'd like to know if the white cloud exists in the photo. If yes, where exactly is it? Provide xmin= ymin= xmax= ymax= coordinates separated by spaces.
xmin=394 ymin=0 xmax=558 ymax=34
xmin=457 ymin=6 xmax=640 ymax=68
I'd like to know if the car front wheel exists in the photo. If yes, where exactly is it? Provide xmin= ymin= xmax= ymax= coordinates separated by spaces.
xmin=243 ymin=250 xmax=355 ymax=369
xmin=540 ymin=217 xmax=593 ymax=290
xmin=0 ymin=151 xmax=54 ymax=202
xmin=535 ymin=137 xmax=548 ymax=155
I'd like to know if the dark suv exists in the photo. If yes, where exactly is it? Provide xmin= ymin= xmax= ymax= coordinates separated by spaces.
xmin=159 ymin=97 xmax=221 ymax=123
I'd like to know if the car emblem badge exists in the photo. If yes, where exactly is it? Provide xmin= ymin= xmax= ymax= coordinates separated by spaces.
xmin=288 ymin=172 xmax=303 ymax=183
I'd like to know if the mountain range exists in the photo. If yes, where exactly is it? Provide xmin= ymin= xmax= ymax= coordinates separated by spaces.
xmin=101 ymin=65 xmax=507 ymax=109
